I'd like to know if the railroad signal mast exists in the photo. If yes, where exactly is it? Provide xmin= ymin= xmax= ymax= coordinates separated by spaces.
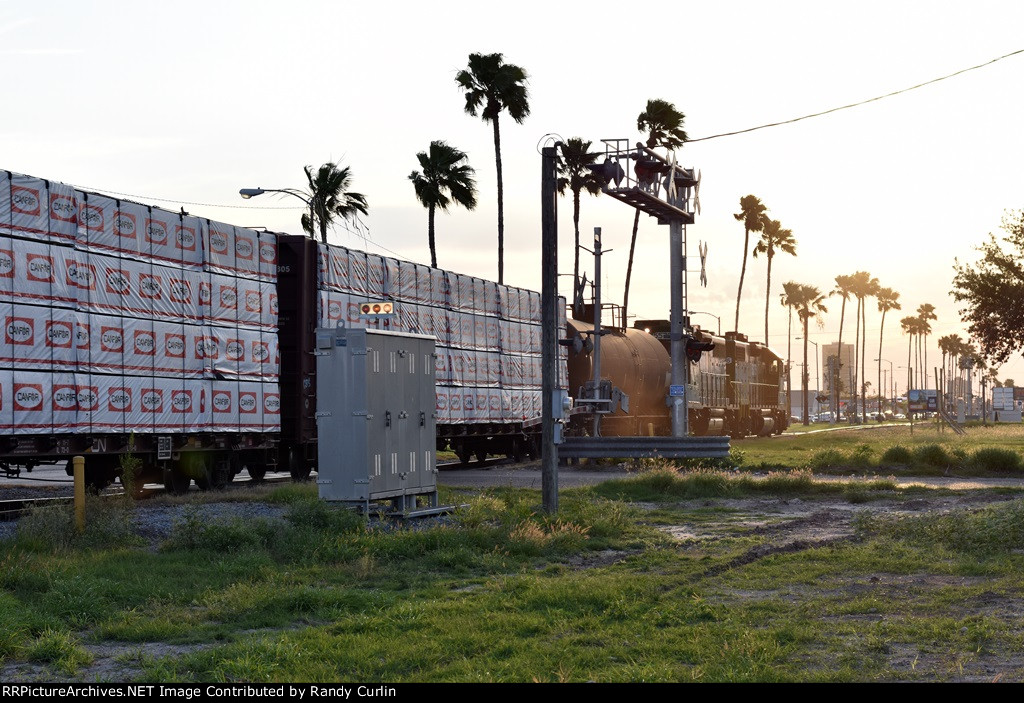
xmin=589 ymin=140 xmax=701 ymax=437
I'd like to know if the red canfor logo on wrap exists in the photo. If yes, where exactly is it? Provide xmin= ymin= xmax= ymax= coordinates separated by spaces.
xmin=14 ymin=384 xmax=43 ymax=411
xmin=269 ymin=294 xmax=278 ymax=315
xmin=134 ymin=329 xmax=155 ymax=355
xmin=77 ymin=386 xmax=98 ymax=411
xmin=263 ymin=393 xmax=280 ymax=414
xmin=327 ymin=300 xmax=342 ymax=320
xmin=6 ymin=317 xmax=33 ymax=345
xmin=169 ymin=278 xmax=191 ymax=303
xmin=140 ymin=273 xmax=162 ymax=299
xmin=235 ymin=235 xmax=254 ymax=261
xmin=100 ymin=326 xmax=124 ymax=353
xmin=49 ymin=193 xmax=77 ymax=224
xmin=212 ymin=389 xmax=232 ymax=413
xmin=164 ymin=333 xmax=185 ymax=358
xmin=435 ymin=393 xmax=447 ymax=411
xmin=52 ymin=385 xmax=78 ymax=411
xmin=80 ymin=204 xmax=103 ymax=232
xmin=175 ymin=226 xmax=196 ymax=251
xmin=171 ymin=389 xmax=192 ymax=413
xmin=226 ymin=339 xmax=243 ymax=361
xmin=199 ymin=282 xmax=211 ymax=305
xmin=209 ymin=228 xmax=229 ymax=255
xmin=26 ymin=254 xmax=54 ymax=282
xmin=239 ymin=391 xmax=257 ymax=414
xmin=145 ymin=219 xmax=168 ymax=245
xmin=0 ymin=249 xmax=14 ymax=278
xmin=75 ymin=323 xmax=89 ymax=349
xmin=65 ymin=260 xmax=96 ymax=290
xmin=219 ymin=285 xmax=237 ymax=310
xmin=194 ymin=336 xmax=218 ymax=360
xmin=259 ymin=241 xmax=276 ymax=265
xmin=11 ymin=186 xmax=41 ymax=216
xmin=141 ymin=388 xmax=162 ymax=413
xmin=105 ymin=268 xmax=130 ymax=295
xmin=114 ymin=212 xmax=136 ymax=239
xmin=46 ymin=320 xmax=73 ymax=348
xmin=108 ymin=387 xmax=131 ymax=412
xmin=244 ymin=289 xmax=261 ymax=313
xmin=252 ymin=341 xmax=269 ymax=363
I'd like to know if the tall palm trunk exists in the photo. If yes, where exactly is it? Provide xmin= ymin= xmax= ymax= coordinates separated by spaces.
xmin=764 ymin=254 xmax=773 ymax=346
xmin=802 ymin=316 xmax=810 ymax=425
xmin=861 ymin=297 xmax=868 ymax=418
xmin=786 ymin=305 xmax=793 ymax=419
xmin=735 ymin=226 xmax=751 ymax=332
xmin=572 ymin=190 xmax=582 ymax=314
xmin=907 ymin=333 xmax=913 ymax=393
xmin=622 ymin=208 xmax=641 ymax=324
xmin=836 ymin=299 xmax=847 ymax=420
xmin=923 ymin=334 xmax=929 ymax=390
xmin=852 ymin=298 xmax=861 ymax=421
xmin=491 ymin=116 xmax=505 ymax=284
xmin=428 ymin=204 xmax=437 ymax=268
xmin=878 ymin=309 xmax=888 ymax=414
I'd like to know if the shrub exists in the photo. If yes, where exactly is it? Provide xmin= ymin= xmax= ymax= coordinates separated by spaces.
xmin=808 ymin=448 xmax=846 ymax=470
xmin=880 ymin=445 xmax=913 ymax=466
xmin=285 ymin=500 xmax=363 ymax=534
xmin=912 ymin=444 xmax=952 ymax=468
xmin=970 ymin=448 xmax=1022 ymax=474
xmin=16 ymin=500 xmax=139 ymax=552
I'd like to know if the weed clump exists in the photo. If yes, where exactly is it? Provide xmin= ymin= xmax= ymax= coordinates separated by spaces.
xmin=969 ymin=447 xmax=1022 ymax=474
xmin=15 ymin=500 xmax=139 ymax=552
xmin=912 ymin=444 xmax=952 ymax=468
xmin=880 ymin=445 xmax=913 ymax=466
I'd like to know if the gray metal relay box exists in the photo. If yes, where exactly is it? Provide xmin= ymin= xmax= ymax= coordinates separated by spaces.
xmin=315 ymin=326 xmax=438 ymax=510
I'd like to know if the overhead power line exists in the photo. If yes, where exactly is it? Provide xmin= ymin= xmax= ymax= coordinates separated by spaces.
xmin=688 ymin=48 xmax=1024 ymax=143
xmin=70 ymin=184 xmax=304 ymax=210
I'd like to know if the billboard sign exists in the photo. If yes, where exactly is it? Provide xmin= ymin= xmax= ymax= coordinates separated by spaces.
xmin=907 ymin=389 xmax=937 ymax=412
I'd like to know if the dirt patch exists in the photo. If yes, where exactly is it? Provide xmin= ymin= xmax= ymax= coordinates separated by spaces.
xmin=1 ymin=641 xmax=213 ymax=683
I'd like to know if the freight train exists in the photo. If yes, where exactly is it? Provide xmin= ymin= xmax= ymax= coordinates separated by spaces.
xmin=0 ymin=169 xmax=786 ymax=493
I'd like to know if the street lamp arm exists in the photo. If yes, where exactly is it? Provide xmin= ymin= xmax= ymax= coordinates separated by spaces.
xmin=239 ymin=187 xmax=311 ymax=205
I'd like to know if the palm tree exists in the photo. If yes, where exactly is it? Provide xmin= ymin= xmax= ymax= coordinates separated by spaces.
xmin=875 ymin=287 xmax=901 ymax=414
xmin=556 ymin=138 xmax=603 ymax=316
xmin=901 ymin=315 xmax=918 ymax=392
xmin=849 ymin=271 xmax=878 ymax=421
xmin=916 ymin=303 xmax=937 ymax=390
xmin=455 ymin=52 xmax=530 ymax=284
xmin=788 ymin=282 xmax=828 ymax=425
xmin=732 ymin=196 xmax=768 ymax=333
xmin=409 ymin=140 xmax=478 ymax=269
xmin=301 ymin=162 xmax=368 ymax=244
xmin=623 ymin=99 xmax=688 ymax=323
xmin=832 ymin=274 xmax=856 ymax=420
xmin=753 ymin=219 xmax=796 ymax=345
xmin=780 ymin=281 xmax=803 ymax=419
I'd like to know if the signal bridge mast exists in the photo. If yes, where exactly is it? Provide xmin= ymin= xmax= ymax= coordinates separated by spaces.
xmin=589 ymin=140 xmax=701 ymax=437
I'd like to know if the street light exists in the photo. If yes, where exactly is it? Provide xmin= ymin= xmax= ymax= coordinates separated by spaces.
xmin=874 ymin=358 xmax=894 ymax=413
xmin=687 ymin=310 xmax=720 ymax=335
xmin=240 ymin=187 xmax=315 ymax=237
xmin=795 ymin=336 xmax=820 ymax=418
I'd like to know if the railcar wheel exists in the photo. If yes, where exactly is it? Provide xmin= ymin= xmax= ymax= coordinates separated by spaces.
xmin=456 ymin=443 xmax=472 ymax=466
xmin=290 ymin=463 xmax=312 ymax=481
xmin=163 ymin=466 xmax=190 ymax=495
xmin=475 ymin=446 xmax=488 ymax=463
xmin=247 ymin=464 xmax=267 ymax=483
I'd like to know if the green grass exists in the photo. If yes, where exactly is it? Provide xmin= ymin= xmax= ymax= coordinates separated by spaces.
xmin=741 ymin=423 xmax=1024 ymax=475
xmin=3 ymin=477 xmax=1024 ymax=682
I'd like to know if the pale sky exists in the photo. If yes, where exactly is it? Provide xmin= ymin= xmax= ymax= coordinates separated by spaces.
xmin=4 ymin=0 xmax=1023 ymax=390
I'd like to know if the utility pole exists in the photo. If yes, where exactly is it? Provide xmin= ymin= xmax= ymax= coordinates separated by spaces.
xmin=540 ymin=145 xmax=559 ymax=514
xmin=592 ymin=227 xmax=603 ymax=438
